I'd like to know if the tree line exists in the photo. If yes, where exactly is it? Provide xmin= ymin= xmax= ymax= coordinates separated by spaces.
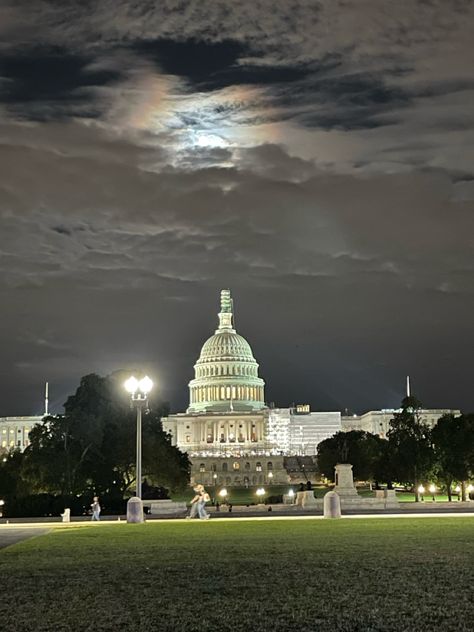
xmin=317 ymin=396 xmax=474 ymax=501
xmin=0 ymin=372 xmax=190 ymax=516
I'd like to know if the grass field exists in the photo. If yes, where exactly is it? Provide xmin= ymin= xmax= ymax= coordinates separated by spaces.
xmin=1 ymin=518 xmax=473 ymax=631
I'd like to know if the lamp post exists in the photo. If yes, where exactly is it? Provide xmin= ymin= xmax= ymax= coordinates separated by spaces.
xmin=429 ymin=484 xmax=436 ymax=502
xmin=256 ymin=487 xmax=266 ymax=504
xmin=124 ymin=375 xmax=153 ymax=522
xmin=418 ymin=484 xmax=425 ymax=502
xmin=268 ymin=471 xmax=273 ymax=485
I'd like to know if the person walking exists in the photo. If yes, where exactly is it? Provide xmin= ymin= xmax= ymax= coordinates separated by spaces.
xmin=187 ymin=486 xmax=202 ymax=519
xmin=91 ymin=496 xmax=101 ymax=521
xmin=197 ymin=485 xmax=210 ymax=520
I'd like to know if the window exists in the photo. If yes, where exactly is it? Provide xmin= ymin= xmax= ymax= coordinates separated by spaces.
xmin=245 ymin=462 xmax=250 ymax=471
xmin=222 ymin=462 xmax=228 ymax=472
xmin=185 ymin=435 xmax=191 ymax=443
xmin=233 ymin=462 xmax=240 ymax=471
xmin=211 ymin=463 xmax=217 ymax=472
xmin=256 ymin=462 xmax=262 ymax=472
xmin=267 ymin=461 xmax=273 ymax=471
xmin=199 ymin=463 xmax=206 ymax=473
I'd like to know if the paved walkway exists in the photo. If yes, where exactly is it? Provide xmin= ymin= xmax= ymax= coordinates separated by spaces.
xmin=1 ymin=512 xmax=474 ymax=531
xmin=0 ymin=527 xmax=50 ymax=550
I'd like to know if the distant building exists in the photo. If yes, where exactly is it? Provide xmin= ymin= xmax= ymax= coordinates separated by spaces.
xmin=0 ymin=416 xmax=43 ymax=454
xmin=341 ymin=409 xmax=461 ymax=439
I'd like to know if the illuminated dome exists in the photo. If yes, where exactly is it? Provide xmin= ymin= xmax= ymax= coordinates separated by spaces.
xmin=188 ymin=289 xmax=265 ymax=413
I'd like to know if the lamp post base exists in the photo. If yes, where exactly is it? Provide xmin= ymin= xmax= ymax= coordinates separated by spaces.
xmin=127 ymin=496 xmax=144 ymax=523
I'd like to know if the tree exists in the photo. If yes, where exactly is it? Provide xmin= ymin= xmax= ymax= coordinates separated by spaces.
xmin=317 ymin=430 xmax=385 ymax=483
xmin=0 ymin=450 xmax=31 ymax=498
xmin=386 ymin=395 xmax=434 ymax=501
xmin=22 ymin=372 xmax=189 ymax=501
xmin=432 ymin=413 xmax=474 ymax=501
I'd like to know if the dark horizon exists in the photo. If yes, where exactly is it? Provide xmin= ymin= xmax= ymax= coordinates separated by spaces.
xmin=0 ymin=1 xmax=473 ymax=416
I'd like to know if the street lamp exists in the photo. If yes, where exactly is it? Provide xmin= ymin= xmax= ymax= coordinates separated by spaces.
xmin=256 ymin=487 xmax=266 ymax=503
xmin=417 ymin=484 xmax=425 ymax=501
xmin=124 ymin=375 xmax=153 ymax=504
xmin=429 ymin=484 xmax=436 ymax=502
xmin=268 ymin=471 xmax=273 ymax=484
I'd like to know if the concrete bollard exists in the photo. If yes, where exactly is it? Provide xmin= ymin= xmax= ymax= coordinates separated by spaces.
xmin=127 ymin=496 xmax=144 ymax=523
xmin=323 ymin=491 xmax=341 ymax=519
xmin=61 ymin=508 xmax=71 ymax=523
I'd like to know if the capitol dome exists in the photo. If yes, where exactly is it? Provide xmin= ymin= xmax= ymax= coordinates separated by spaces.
xmin=188 ymin=289 xmax=265 ymax=413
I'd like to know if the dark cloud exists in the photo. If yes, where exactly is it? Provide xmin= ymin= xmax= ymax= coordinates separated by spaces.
xmin=0 ymin=1 xmax=473 ymax=415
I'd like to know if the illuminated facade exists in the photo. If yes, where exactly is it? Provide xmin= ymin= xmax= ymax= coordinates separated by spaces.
xmin=0 ymin=416 xmax=42 ymax=453
xmin=341 ymin=408 xmax=461 ymax=438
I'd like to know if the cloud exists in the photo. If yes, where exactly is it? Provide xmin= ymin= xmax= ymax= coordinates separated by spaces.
xmin=0 ymin=1 xmax=473 ymax=413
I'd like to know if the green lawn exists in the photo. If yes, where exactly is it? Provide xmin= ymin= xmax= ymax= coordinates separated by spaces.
xmin=1 ymin=518 xmax=474 ymax=631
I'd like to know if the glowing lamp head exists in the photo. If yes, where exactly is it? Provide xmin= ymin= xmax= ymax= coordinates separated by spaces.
xmin=139 ymin=376 xmax=153 ymax=394
xmin=467 ymin=484 xmax=474 ymax=493
xmin=268 ymin=471 xmax=273 ymax=479
xmin=288 ymin=489 xmax=295 ymax=497
xmin=455 ymin=485 xmax=461 ymax=493
xmin=124 ymin=376 xmax=139 ymax=394
xmin=429 ymin=484 xmax=436 ymax=494
xmin=219 ymin=488 xmax=228 ymax=498
xmin=417 ymin=485 xmax=425 ymax=494
xmin=256 ymin=487 xmax=265 ymax=497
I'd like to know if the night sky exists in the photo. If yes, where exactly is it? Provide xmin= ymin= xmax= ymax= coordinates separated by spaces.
xmin=0 ymin=1 xmax=473 ymax=416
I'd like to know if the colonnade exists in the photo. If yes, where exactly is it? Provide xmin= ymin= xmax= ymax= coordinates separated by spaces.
xmin=192 ymin=418 xmax=265 ymax=444
xmin=190 ymin=384 xmax=264 ymax=405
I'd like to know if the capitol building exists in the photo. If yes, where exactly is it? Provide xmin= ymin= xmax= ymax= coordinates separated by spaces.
xmin=163 ymin=290 xmax=342 ymax=486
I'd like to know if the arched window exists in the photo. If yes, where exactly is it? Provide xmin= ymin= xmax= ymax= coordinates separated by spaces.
xmin=267 ymin=461 xmax=273 ymax=471
xmin=199 ymin=463 xmax=205 ymax=473
xmin=256 ymin=462 xmax=262 ymax=472
xmin=222 ymin=462 xmax=228 ymax=472
xmin=245 ymin=462 xmax=251 ymax=471
xmin=233 ymin=461 xmax=240 ymax=471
